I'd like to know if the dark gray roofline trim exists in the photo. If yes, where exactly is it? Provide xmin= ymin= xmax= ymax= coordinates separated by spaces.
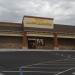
xmin=23 ymin=15 xmax=54 ymax=20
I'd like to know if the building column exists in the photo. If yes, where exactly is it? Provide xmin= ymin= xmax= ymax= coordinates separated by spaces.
xmin=22 ymin=32 xmax=28 ymax=49
xmin=53 ymin=32 xmax=59 ymax=50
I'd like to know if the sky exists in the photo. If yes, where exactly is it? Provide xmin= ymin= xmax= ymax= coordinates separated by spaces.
xmin=0 ymin=0 xmax=75 ymax=25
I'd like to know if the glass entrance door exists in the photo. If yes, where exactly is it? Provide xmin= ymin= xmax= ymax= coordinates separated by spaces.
xmin=28 ymin=37 xmax=44 ymax=49
xmin=28 ymin=38 xmax=36 ymax=49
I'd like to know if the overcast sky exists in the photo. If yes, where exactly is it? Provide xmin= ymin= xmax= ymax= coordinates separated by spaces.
xmin=0 ymin=0 xmax=75 ymax=25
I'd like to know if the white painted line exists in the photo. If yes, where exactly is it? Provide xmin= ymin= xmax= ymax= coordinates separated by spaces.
xmin=55 ymin=67 xmax=75 ymax=75
xmin=21 ymin=58 xmax=75 ymax=68
xmin=2 ymin=71 xmax=58 ymax=73
xmin=22 ymin=58 xmax=67 ymax=68
xmin=0 ymin=49 xmax=75 ymax=52
xmin=21 ymin=67 xmax=68 ymax=69
xmin=72 ymin=72 xmax=75 ymax=75
xmin=30 ymin=64 xmax=75 ymax=65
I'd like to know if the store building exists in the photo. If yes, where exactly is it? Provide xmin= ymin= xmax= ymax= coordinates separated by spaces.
xmin=0 ymin=16 xmax=75 ymax=50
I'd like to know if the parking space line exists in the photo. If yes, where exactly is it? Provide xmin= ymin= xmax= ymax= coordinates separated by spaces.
xmin=2 ymin=71 xmax=58 ymax=73
xmin=20 ymin=66 xmax=69 ymax=69
xmin=21 ymin=58 xmax=72 ymax=68
xmin=55 ymin=67 xmax=75 ymax=75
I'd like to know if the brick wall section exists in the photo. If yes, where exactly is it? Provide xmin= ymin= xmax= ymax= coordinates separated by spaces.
xmin=0 ymin=36 xmax=22 ymax=49
xmin=58 ymin=38 xmax=75 ymax=50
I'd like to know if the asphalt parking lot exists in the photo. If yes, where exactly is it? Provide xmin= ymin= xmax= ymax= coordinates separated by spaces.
xmin=2 ymin=58 xmax=75 ymax=75
xmin=0 ymin=50 xmax=74 ymax=75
